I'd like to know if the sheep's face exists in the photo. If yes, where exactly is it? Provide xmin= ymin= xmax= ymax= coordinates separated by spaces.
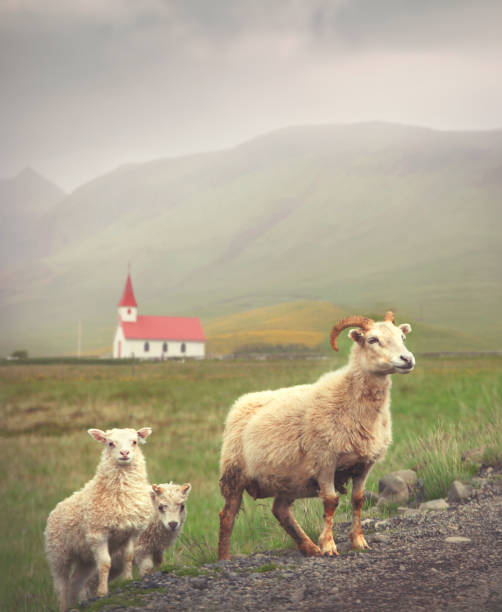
xmin=151 ymin=483 xmax=191 ymax=532
xmin=349 ymin=321 xmax=415 ymax=375
xmin=88 ymin=427 xmax=152 ymax=465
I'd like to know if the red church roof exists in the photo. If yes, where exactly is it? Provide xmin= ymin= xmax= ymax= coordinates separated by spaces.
xmin=121 ymin=316 xmax=206 ymax=342
xmin=118 ymin=274 xmax=138 ymax=307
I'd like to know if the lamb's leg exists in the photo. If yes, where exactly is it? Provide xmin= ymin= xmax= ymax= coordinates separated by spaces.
xmin=317 ymin=465 xmax=339 ymax=556
xmin=119 ymin=537 xmax=136 ymax=581
xmin=51 ymin=562 xmax=71 ymax=612
xmin=137 ymin=554 xmax=154 ymax=577
xmin=68 ymin=561 xmax=94 ymax=607
xmin=272 ymin=496 xmax=320 ymax=556
xmin=349 ymin=463 xmax=374 ymax=550
xmin=92 ymin=539 xmax=112 ymax=598
xmin=218 ymin=488 xmax=244 ymax=560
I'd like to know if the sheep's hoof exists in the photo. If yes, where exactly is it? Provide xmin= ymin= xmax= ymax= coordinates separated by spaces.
xmin=319 ymin=540 xmax=339 ymax=556
xmin=350 ymin=533 xmax=370 ymax=550
xmin=299 ymin=542 xmax=321 ymax=557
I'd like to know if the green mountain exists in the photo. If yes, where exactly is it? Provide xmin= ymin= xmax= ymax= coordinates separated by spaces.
xmin=1 ymin=123 xmax=501 ymax=356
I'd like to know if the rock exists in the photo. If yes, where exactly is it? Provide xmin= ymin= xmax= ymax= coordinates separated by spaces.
xmin=378 ymin=474 xmax=409 ymax=505
xmin=364 ymin=489 xmax=380 ymax=504
xmin=361 ymin=518 xmax=374 ymax=528
xmin=447 ymin=481 xmax=473 ymax=504
xmin=375 ymin=519 xmax=390 ymax=530
xmin=392 ymin=469 xmax=418 ymax=487
xmin=445 ymin=536 xmax=471 ymax=543
xmin=372 ymin=534 xmax=390 ymax=543
xmin=419 ymin=499 xmax=449 ymax=511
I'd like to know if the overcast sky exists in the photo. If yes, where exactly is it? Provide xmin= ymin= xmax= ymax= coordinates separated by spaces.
xmin=1 ymin=0 xmax=502 ymax=190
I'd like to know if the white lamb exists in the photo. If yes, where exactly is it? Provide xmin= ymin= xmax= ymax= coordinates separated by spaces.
xmin=134 ymin=482 xmax=191 ymax=576
xmin=44 ymin=427 xmax=153 ymax=611
xmin=218 ymin=312 xmax=415 ymax=560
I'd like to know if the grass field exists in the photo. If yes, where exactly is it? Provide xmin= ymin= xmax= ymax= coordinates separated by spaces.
xmin=1 ymin=354 xmax=501 ymax=611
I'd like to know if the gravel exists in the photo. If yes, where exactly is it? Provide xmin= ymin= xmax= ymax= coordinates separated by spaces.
xmin=82 ymin=466 xmax=502 ymax=611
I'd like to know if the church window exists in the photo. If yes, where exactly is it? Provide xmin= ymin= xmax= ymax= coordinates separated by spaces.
xmin=163 ymin=342 xmax=168 ymax=352
xmin=127 ymin=308 xmax=131 ymax=315
xmin=181 ymin=343 xmax=186 ymax=353
xmin=144 ymin=341 xmax=149 ymax=352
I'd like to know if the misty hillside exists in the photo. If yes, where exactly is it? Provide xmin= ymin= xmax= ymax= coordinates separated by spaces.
xmin=0 ymin=167 xmax=65 ymax=263
xmin=1 ymin=122 xmax=501 ymax=356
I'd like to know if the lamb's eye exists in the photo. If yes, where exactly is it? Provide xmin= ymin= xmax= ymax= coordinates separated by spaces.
xmin=180 ymin=504 xmax=185 ymax=512
xmin=158 ymin=505 xmax=165 ymax=512
xmin=132 ymin=440 xmax=137 ymax=445
xmin=368 ymin=337 xmax=379 ymax=345
xmin=108 ymin=442 xmax=115 ymax=448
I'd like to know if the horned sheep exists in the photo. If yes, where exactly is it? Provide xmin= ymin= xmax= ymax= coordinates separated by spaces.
xmin=44 ymin=427 xmax=153 ymax=611
xmin=218 ymin=312 xmax=415 ymax=559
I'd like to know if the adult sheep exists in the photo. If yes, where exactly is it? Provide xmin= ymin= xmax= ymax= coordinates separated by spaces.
xmin=218 ymin=312 xmax=414 ymax=560
xmin=44 ymin=427 xmax=153 ymax=611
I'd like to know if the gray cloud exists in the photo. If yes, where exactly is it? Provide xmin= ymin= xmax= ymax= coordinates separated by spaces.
xmin=1 ymin=0 xmax=501 ymax=189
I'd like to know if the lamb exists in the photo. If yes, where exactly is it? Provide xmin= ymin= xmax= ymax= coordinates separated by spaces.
xmin=44 ymin=427 xmax=153 ymax=611
xmin=218 ymin=312 xmax=415 ymax=560
xmin=134 ymin=482 xmax=191 ymax=576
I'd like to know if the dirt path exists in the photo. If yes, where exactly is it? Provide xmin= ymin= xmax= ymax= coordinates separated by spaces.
xmin=86 ymin=468 xmax=502 ymax=611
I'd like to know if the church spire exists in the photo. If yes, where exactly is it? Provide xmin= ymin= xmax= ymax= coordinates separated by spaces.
xmin=118 ymin=273 xmax=137 ymax=308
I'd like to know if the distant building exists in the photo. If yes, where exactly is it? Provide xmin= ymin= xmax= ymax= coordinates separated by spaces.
xmin=112 ymin=273 xmax=205 ymax=359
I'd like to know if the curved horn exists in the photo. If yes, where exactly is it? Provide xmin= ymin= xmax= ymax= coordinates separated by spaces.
xmin=329 ymin=315 xmax=375 ymax=352
xmin=384 ymin=311 xmax=395 ymax=324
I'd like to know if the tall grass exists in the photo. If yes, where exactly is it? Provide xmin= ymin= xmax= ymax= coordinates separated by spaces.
xmin=0 ymin=356 xmax=501 ymax=611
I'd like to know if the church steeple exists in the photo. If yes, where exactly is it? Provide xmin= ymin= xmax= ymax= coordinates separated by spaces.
xmin=118 ymin=272 xmax=138 ymax=322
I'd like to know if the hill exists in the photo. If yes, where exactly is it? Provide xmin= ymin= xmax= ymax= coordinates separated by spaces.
xmin=1 ymin=123 xmax=501 ymax=355
xmin=0 ymin=167 xmax=65 ymax=263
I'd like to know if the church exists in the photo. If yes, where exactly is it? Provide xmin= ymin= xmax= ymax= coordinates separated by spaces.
xmin=112 ymin=273 xmax=206 ymax=359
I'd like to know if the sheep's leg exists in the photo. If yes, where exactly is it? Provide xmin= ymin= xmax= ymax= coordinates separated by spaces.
xmin=349 ymin=463 xmax=374 ymax=550
xmin=119 ymin=537 xmax=136 ymax=581
xmin=68 ymin=561 xmax=94 ymax=607
xmin=51 ymin=562 xmax=71 ymax=612
xmin=137 ymin=554 xmax=154 ymax=577
xmin=317 ymin=465 xmax=339 ymax=556
xmin=272 ymin=496 xmax=320 ymax=556
xmin=92 ymin=539 xmax=112 ymax=598
xmin=218 ymin=488 xmax=244 ymax=560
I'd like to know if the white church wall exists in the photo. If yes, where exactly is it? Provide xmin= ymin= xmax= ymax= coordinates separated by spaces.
xmin=116 ymin=336 xmax=205 ymax=359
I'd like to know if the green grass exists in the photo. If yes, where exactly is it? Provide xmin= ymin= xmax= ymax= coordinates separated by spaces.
xmin=1 ymin=355 xmax=501 ymax=611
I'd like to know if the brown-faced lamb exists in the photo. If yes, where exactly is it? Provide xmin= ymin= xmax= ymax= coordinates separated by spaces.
xmin=218 ymin=312 xmax=415 ymax=560
xmin=134 ymin=482 xmax=191 ymax=576
xmin=44 ymin=427 xmax=153 ymax=611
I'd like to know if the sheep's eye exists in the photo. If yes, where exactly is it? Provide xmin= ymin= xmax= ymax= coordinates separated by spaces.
xmin=180 ymin=504 xmax=185 ymax=512
xmin=108 ymin=442 xmax=115 ymax=448
xmin=158 ymin=505 xmax=165 ymax=512
xmin=368 ymin=337 xmax=379 ymax=345
xmin=132 ymin=440 xmax=137 ymax=445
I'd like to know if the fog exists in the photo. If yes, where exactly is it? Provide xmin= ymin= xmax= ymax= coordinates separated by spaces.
xmin=1 ymin=0 xmax=501 ymax=190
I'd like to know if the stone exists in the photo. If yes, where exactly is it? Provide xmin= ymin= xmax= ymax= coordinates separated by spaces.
xmin=419 ymin=499 xmax=449 ymax=511
xmin=447 ymin=481 xmax=473 ymax=504
xmin=372 ymin=534 xmax=390 ymax=543
xmin=375 ymin=519 xmax=390 ymax=530
xmin=392 ymin=469 xmax=418 ymax=488
xmin=364 ymin=489 xmax=380 ymax=504
xmin=444 ymin=536 xmax=471 ymax=543
xmin=378 ymin=474 xmax=409 ymax=505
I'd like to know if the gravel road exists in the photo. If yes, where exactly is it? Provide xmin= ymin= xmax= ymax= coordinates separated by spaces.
xmin=82 ymin=467 xmax=502 ymax=611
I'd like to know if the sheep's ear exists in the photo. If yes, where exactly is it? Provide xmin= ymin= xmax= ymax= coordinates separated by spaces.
xmin=137 ymin=427 xmax=152 ymax=444
xmin=180 ymin=483 xmax=192 ymax=497
xmin=348 ymin=328 xmax=365 ymax=346
xmin=399 ymin=323 xmax=412 ymax=335
xmin=88 ymin=429 xmax=107 ymax=444
xmin=151 ymin=484 xmax=162 ymax=496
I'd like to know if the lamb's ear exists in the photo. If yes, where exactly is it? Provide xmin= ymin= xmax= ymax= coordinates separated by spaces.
xmin=348 ymin=328 xmax=365 ymax=346
xmin=180 ymin=483 xmax=192 ymax=497
xmin=137 ymin=427 xmax=152 ymax=444
xmin=151 ymin=484 xmax=163 ymax=496
xmin=88 ymin=429 xmax=107 ymax=444
xmin=399 ymin=323 xmax=412 ymax=335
